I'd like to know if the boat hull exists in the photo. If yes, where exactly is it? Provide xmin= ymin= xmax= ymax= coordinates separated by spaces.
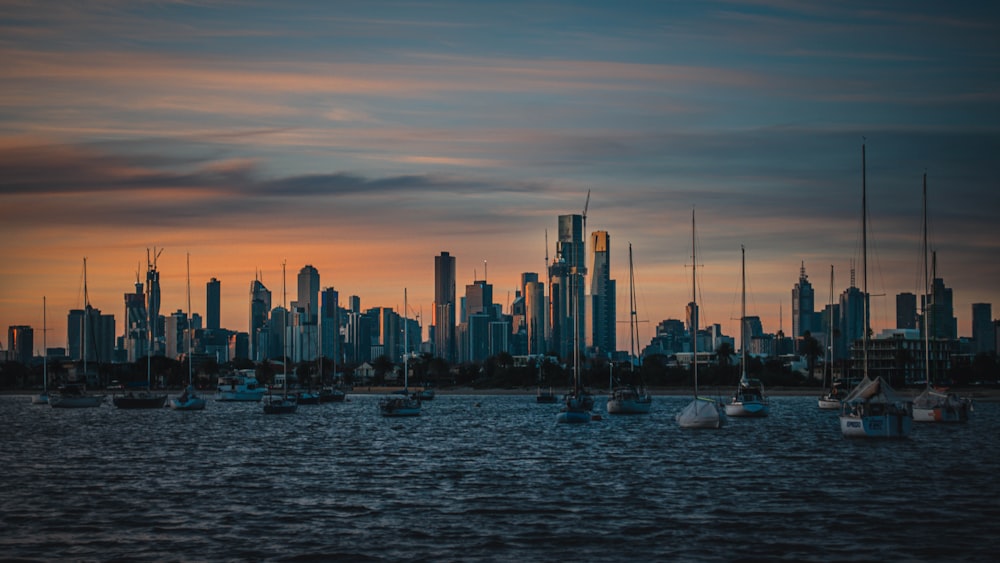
xmin=216 ymin=390 xmax=267 ymax=402
xmin=817 ymin=398 xmax=841 ymax=410
xmin=724 ymin=400 xmax=769 ymax=417
xmin=50 ymin=395 xmax=104 ymax=408
xmin=263 ymin=397 xmax=298 ymax=414
xmin=556 ymin=410 xmax=591 ymax=423
xmin=840 ymin=413 xmax=912 ymax=438
xmin=912 ymin=405 xmax=970 ymax=423
xmin=379 ymin=396 xmax=421 ymax=417
xmin=31 ymin=393 xmax=49 ymax=405
xmin=169 ymin=397 xmax=207 ymax=410
xmin=113 ymin=393 xmax=168 ymax=409
xmin=607 ymin=397 xmax=652 ymax=414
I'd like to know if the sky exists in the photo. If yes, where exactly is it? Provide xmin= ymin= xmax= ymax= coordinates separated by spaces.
xmin=1 ymin=0 xmax=999 ymax=353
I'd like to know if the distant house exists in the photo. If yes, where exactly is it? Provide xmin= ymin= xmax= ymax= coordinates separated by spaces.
xmin=354 ymin=362 xmax=375 ymax=384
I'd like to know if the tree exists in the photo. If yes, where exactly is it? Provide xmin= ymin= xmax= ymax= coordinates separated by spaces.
xmin=801 ymin=332 xmax=823 ymax=382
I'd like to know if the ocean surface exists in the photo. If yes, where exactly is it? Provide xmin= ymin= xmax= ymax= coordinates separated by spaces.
xmin=2 ymin=393 xmax=998 ymax=562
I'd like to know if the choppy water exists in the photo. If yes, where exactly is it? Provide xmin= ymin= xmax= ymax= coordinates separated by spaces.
xmin=2 ymin=393 xmax=998 ymax=562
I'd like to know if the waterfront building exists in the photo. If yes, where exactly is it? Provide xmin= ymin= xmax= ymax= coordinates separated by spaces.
xmin=924 ymin=274 xmax=957 ymax=340
xmin=589 ymin=230 xmax=616 ymax=357
xmin=165 ymin=309 xmax=188 ymax=359
xmin=434 ymin=251 xmax=457 ymax=363
xmin=249 ymin=277 xmax=271 ymax=361
xmin=320 ymin=287 xmax=341 ymax=364
xmin=839 ymin=267 xmax=866 ymax=361
xmin=68 ymin=307 xmax=114 ymax=364
xmin=524 ymin=278 xmax=546 ymax=356
xmin=123 ymin=280 xmax=146 ymax=362
xmin=296 ymin=265 xmax=320 ymax=324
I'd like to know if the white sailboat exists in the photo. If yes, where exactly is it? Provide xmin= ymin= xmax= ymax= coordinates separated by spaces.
xmin=264 ymin=260 xmax=297 ymax=414
xmin=818 ymin=265 xmax=845 ymax=409
xmin=912 ymin=174 xmax=972 ymax=423
xmin=170 ymin=253 xmax=206 ymax=411
xmin=31 ymin=297 xmax=49 ymax=405
xmin=607 ymin=243 xmax=651 ymax=415
xmin=676 ymin=209 xmax=726 ymax=429
xmin=50 ymin=258 xmax=105 ymax=408
xmin=839 ymin=142 xmax=912 ymax=438
xmin=379 ymin=289 xmax=421 ymax=417
xmin=725 ymin=245 xmax=769 ymax=418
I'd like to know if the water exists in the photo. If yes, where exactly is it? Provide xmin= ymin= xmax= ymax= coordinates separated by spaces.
xmin=2 ymin=394 xmax=998 ymax=561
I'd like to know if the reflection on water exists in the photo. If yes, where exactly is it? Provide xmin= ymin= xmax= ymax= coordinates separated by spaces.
xmin=2 ymin=394 xmax=998 ymax=561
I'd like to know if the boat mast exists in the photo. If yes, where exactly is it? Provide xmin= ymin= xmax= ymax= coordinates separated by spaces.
xmin=43 ymin=296 xmax=47 ymax=393
xmin=282 ymin=259 xmax=287 ymax=399
xmin=629 ymin=243 xmax=639 ymax=371
xmin=827 ymin=264 xmax=834 ymax=391
xmin=403 ymin=288 xmax=409 ymax=392
xmin=692 ymin=208 xmax=698 ymax=398
xmin=187 ymin=252 xmax=193 ymax=388
xmin=861 ymin=141 xmax=869 ymax=381
xmin=741 ymin=245 xmax=747 ymax=382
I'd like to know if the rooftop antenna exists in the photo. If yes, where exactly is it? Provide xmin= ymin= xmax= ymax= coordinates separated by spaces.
xmin=484 ymin=259 xmax=488 ymax=283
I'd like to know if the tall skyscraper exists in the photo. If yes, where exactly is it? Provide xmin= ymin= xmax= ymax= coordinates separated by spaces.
xmin=589 ymin=230 xmax=616 ymax=356
xmin=321 ymin=287 xmax=340 ymax=363
xmin=548 ymin=214 xmax=587 ymax=361
xmin=296 ymin=265 xmax=320 ymax=323
xmin=524 ymin=279 xmax=546 ymax=355
xmin=972 ymin=303 xmax=995 ymax=354
xmin=249 ymin=277 xmax=271 ymax=361
xmin=206 ymin=277 xmax=221 ymax=330
xmin=434 ymin=251 xmax=457 ymax=362
xmin=123 ymin=279 xmax=146 ymax=362
xmin=839 ymin=267 xmax=866 ymax=361
xmin=924 ymin=274 xmax=957 ymax=340
xmin=792 ymin=262 xmax=815 ymax=337
xmin=896 ymin=292 xmax=917 ymax=329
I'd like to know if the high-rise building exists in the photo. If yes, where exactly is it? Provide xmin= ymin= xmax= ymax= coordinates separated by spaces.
xmin=972 ymin=303 xmax=995 ymax=354
xmin=7 ymin=325 xmax=33 ymax=364
xmin=296 ymin=265 xmax=320 ymax=324
xmin=839 ymin=273 xmax=866 ymax=361
xmin=68 ymin=306 xmax=115 ymax=364
xmin=321 ymin=287 xmax=340 ymax=363
xmin=269 ymin=306 xmax=288 ymax=361
xmin=548 ymin=214 xmax=587 ymax=361
xmin=524 ymin=279 xmax=546 ymax=355
xmin=896 ymin=292 xmax=917 ymax=329
xmin=249 ymin=277 xmax=271 ymax=361
xmin=123 ymin=280 xmax=146 ymax=362
xmin=792 ymin=262 xmax=815 ymax=337
xmin=589 ymin=230 xmax=616 ymax=356
xmin=462 ymin=279 xmax=494 ymax=362
xmin=165 ymin=309 xmax=188 ymax=358
xmin=434 ymin=251 xmax=457 ymax=362
xmin=206 ymin=278 xmax=221 ymax=330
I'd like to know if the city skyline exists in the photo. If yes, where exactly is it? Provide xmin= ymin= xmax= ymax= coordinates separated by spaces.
xmin=2 ymin=1 xmax=999 ymax=351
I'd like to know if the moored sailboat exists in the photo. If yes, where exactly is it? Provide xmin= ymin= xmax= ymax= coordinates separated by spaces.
xmin=31 ymin=297 xmax=50 ymax=405
xmin=607 ymin=243 xmax=651 ymax=415
xmin=264 ymin=260 xmax=297 ymax=414
xmin=170 ymin=253 xmax=206 ymax=411
xmin=676 ymin=209 xmax=726 ymax=429
xmin=839 ymin=142 xmax=911 ymax=438
xmin=50 ymin=259 xmax=105 ymax=409
xmin=818 ymin=265 xmax=845 ymax=409
xmin=911 ymin=173 xmax=972 ymax=423
xmin=724 ymin=245 xmax=769 ymax=418
xmin=114 ymin=248 xmax=168 ymax=409
xmin=379 ymin=289 xmax=421 ymax=417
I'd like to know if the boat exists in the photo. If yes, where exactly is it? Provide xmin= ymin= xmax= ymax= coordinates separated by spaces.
xmin=725 ymin=245 xmax=769 ymax=418
xmin=911 ymin=173 xmax=972 ymax=423
xmin=296 ymin=388 xmax=322 ymax=405
xmin=31 ymin=296 xmax=49 ymax=405
xmin=170 ymin=253 xmax=206 ymax=411
xmin=556 ymin=263 xmax=593 ymax=424
xmin=379 ymin=289 xmax=421 ymax=417
xmin=264 ymin=260 xmax=297 ymax=414
xmin=416 ymin=387 xmax=435 ymax=401
xmin=50 ymin=259 xmax=105 ymax=409
xmin=839 ymin=142 xmax=912 ymax=438
xmin=607 ymin=243 xmax=651 ymax=415
xmin=114 ymin=249 xmax=168 ymax=409
xmin=319 ymin=386 xmax=347 ymax=403
xmin=676 ymin=209 xmax=726 ymax=429
xmin=50 ymin=382 xmax=104 ymax=408
xmin=536 ymin=387 xmax=557 ymax=403
xmin=818 ymin=265 xmax=845 ymax=409
xmin=216 ymin=370 xmax=268 ymax=401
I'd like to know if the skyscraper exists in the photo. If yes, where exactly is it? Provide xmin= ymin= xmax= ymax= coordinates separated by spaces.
xmin=972 ymin=303 xmax=995 ymax=354
xmin=524 ymin=279 xmax=546 ymax=355
xmin=321 ymin=287 xmax=340 ymax=363
xmin=896 ymin=292 xmax=917 ymax=329
xmin=7 ymin=325 xmax=33 ymax=364
xmin=123 ymin=279 xmax=146 ymax=362
xmin=206 ymin=277 xmax=221 ymax=330
xmin=589 ymin=230 xmax=616 ymax=356
xmin=249 ymin=277 xmax=271 ymax=362
xmin=297 ymin=265 xmax=320 ymax=323
xmin=548 ymin=214 xmax=587 ymax=361
xmin=434 ymin=251 xmax=457 ymax=362
xmin=925 ymin=274 xmax=957 ymax=340
xmin=792 ymin=261 xmax=815 ymax=337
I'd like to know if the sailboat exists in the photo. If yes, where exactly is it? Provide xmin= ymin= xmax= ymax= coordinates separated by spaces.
xmin=912 ymin=174 xmax=972 ymax=423
xmin=170 ymin=253 xmax=206 ymax=411
xmin=556 ymin=256 xmax=594 ymax=424
xmin=676 ymin=209 xmax=726 ymax=429
xmin=50 ymin=258 xmax=105 ymax=408
xmin=724 ymin=245 xmax=769 ymax=417
xmin=114 ymin=249 xmax=168 ymax=409
xmin=31 ymin=297 xmax=49 ymax=405
xmin=607 ymin=243 xmax=652 ymax=415
xmin=379 ymin=289 xmax=421 ymax=417
xmin=839 ymin=142 xmax=912 ymax=438
xmin=264 ymin=260 xmax=297 ymax=414
xmin=818 ymin=265 xmax=846 ymax=409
